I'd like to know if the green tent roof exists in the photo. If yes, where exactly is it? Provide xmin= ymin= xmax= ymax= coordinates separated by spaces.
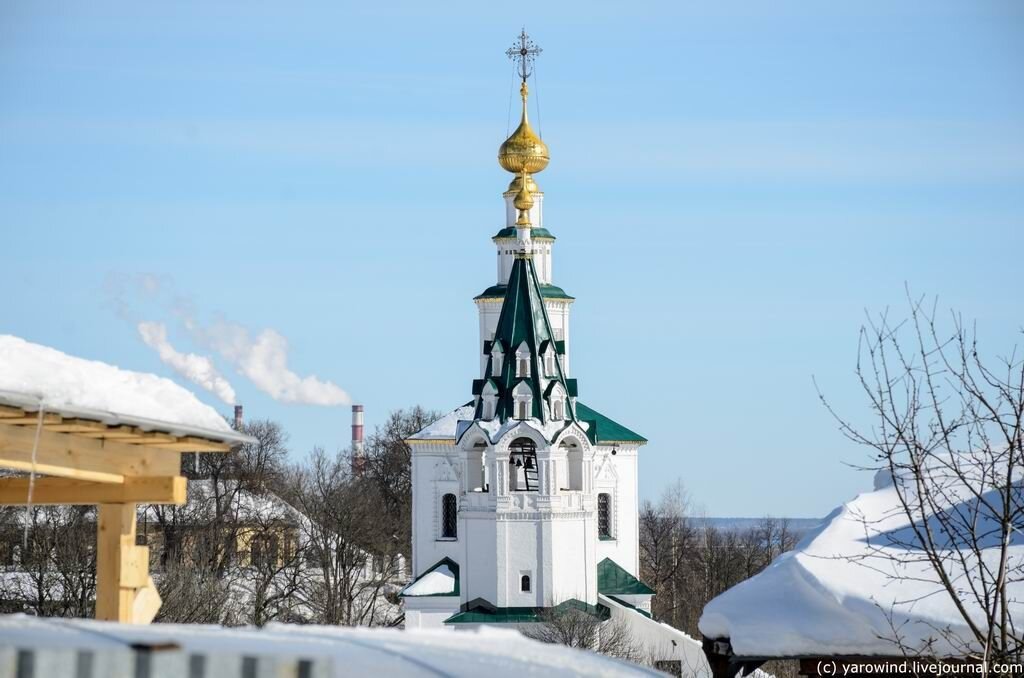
xmin=493 ymin=227 xmax=555 ymax=240
xmin=597 ymin=558 xmax=655 ymax=596
xmin=474 ymin=283 xmax=574 ymax=301
xmin=471 ymin=256 xmax=578 ymax=424
xmin=575 ymin=402 xmax=647 ymax=444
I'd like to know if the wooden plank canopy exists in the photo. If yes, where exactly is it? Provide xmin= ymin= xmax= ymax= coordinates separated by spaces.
xmin=0 ymin=400 xmax=249 ymax=624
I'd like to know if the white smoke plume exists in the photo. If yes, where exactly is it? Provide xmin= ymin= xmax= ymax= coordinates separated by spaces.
xmin=201 ymin=321 xmax=350 ymax=406
xmin=111 ymin=273 xmax=350 ymax=407
xmin=137 ymin=321 xmax=237 ymax=405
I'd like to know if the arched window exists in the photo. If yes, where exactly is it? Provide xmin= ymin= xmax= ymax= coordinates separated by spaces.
xmin=515 ymin=342 xmax=531 ymax=377
xmin=598 ymin=493 xmax=612 ymax=539
xmin=565 ymin=443 xmax=583 ymax=491
xmin=441 ymin=493 xmax=458 ymax=539
xmin=513 ymin=381 xmax=533 ymax=420
xmin=521 ymin=574 xmax=531 ymax=592
xmin=509 ymin=438 xmax=538 ymax=492
xmin=552 ymin=398 xmax=564 ymax=420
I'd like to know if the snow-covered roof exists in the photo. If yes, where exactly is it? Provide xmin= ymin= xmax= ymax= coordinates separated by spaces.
xmin=0 ymin=335 xmax=250 ymax=445
xmin=0 ymin=614 xmax=661 ymax=677
xmin=406 ymin=404 xmax=474 ymax=441
xmin=400 ymin=558 xmax=458 ymax=597
xmin=699 ymin=467 xmax=1024 ymax=658
xmin=140 ymin=480 xmax=308 ymax=526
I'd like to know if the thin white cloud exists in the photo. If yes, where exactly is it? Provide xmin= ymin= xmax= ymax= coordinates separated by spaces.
xmin=137 ymin=321 xmax=237 ymax=405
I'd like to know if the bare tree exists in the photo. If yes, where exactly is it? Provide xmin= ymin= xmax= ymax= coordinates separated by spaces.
xmin=0 ymin=506 xmax=95 ymax=618
xmin=820 ymin=293 xmax=1024 ymax=663
xmin=359 ymin=406 xmax=441 ymax=554
xmin=524 ymin=606 xmax=645 ymax=664
xmin=290 ymin=447 xmax=402 ymax=626
xmin=639 ymin=481 xmax=693 ymax=629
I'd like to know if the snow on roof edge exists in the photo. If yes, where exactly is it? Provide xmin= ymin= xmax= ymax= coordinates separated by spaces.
xmin=0 ymin=389 xmax=254 ymax=446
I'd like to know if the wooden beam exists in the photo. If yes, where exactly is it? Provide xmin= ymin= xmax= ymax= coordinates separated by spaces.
xmin=132 ymin=576 xmax=162 ymax=625
xmin=0 ymin=476 xmax=186 ymax=505
xmin=95 ymin=503 xmax=139 ymax=623
xmin=3 ymin=413 xmax=63 ymax=426
xmin=0 ymin=423 xmax=181 ymax=483
xmin=143 ymin=437 xmax=231 ymax=452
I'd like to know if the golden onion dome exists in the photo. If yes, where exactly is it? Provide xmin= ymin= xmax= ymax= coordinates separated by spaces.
xmin=504 ymin=171 xmax=540 ymax=196
xmin=513 ymin=178 xmax=535 ymax=213
xmin=498 ymin=82 xmax=549 ymax=175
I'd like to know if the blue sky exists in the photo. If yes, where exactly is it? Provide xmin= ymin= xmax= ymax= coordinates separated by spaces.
xmin=1 ymin=1 xmax=1021 ymax=517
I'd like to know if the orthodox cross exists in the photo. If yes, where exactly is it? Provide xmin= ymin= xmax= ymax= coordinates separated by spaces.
xmin=506 ymin=29 xmax=542 ymax=81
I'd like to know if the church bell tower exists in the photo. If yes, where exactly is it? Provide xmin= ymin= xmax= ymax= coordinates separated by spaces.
xmin=402 ymin=30 xmax=648 ymax=630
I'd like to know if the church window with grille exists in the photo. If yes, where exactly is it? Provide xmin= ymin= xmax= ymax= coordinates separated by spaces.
xmin=521 ymin=574 xmax=531 ymax=592
xmin=441 ymin=493 xmax=457 ymax=539
xmin=598 ymin=493 xmax=612 ymax=538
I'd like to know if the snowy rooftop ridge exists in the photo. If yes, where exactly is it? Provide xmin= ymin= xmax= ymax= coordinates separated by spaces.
xmin=0 ymin=614 xmax=662 ymax=677
xmin=0 ymin=335 xmax=249 ymax=444
xmin=699 ymin=466 xmax=1024 ymax=659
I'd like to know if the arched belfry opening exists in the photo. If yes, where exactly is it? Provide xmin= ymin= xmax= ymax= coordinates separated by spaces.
xmin=562 ymin=439 xmax=583 ymax=491
xmin=508 ymin=437 xmax=538 ymax=491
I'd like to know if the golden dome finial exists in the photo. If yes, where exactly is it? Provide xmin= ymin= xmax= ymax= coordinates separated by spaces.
xmin=514 ymin=169 xmax=534 ymax=227
xmin=498 ymin=30 xmax=549 ymax=176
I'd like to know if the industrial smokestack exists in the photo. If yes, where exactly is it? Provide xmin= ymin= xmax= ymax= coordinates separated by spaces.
xmin=351 ymin=404 xmax=365 ymax=475
xmin=233 ymin=404 xmax=244 ymax=430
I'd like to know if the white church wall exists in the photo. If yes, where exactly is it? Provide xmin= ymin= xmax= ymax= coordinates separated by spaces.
xmin=410 ymin=444 xmax=462 ymax=577
xmin=496 ymin=519 xmax=548 ymax=607
xmin=595 ymin=446 xmax=641 ymax=576
xmin=403 ymin=596 xmax=461 ymax=631
xmin=600 ymin=594 xmax=711 ymax=675
xmin=463 ymin=513 xmax=499 ymax=605
xmin=550 ymin=515 xmax=597 ymax=605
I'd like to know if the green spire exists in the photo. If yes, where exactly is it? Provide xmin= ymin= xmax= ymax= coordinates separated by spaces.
xmin=475 ymin=255 xmax=576 ymax=425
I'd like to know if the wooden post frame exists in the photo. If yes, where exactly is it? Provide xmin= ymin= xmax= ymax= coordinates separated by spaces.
xmin=95 ymin=503 xmax=161 ymax=623
xmin=0 ymin=406 xmax=241 ymax=624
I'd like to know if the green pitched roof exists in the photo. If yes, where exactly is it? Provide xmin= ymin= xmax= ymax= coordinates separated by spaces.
xmin=473 ymin=256 xmax=578 ymax=425
xmin=399 ymin=557 xmax=460 ymax=598
xmin=474 ymin=283 xmax=574 ymax=301
xmin=493 ymin=227 xmax=555 ymax=240
xmin=444 ymin=598 xmax=609 ymax=624
xmin=575 ymin=402 xmax=647 ymax=444
xmin=597 ymin=558 xmax=655 ymax=596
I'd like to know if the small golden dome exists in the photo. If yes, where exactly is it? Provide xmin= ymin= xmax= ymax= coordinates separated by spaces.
xmin=513 ymin=180 xmax=534 ymax=213
xmin=505 ymin=172 xmax=540 ymax=196
xmin=498 ymin=82 xmax=549 ymax=175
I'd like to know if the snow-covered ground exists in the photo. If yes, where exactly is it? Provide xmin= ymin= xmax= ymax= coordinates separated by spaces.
xmin=0 ymin=614 xmax=662 ymax=677
xmin=699 ymin=467 xmax=1024 ymax=658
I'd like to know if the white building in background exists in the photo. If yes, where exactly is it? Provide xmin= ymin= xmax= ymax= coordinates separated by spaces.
xmin=399 ymin=33 xmax=705 ymax=671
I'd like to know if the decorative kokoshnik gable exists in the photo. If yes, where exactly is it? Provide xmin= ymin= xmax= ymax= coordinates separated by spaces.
xmin=472 ymin=254 xmax=578 ymax=429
